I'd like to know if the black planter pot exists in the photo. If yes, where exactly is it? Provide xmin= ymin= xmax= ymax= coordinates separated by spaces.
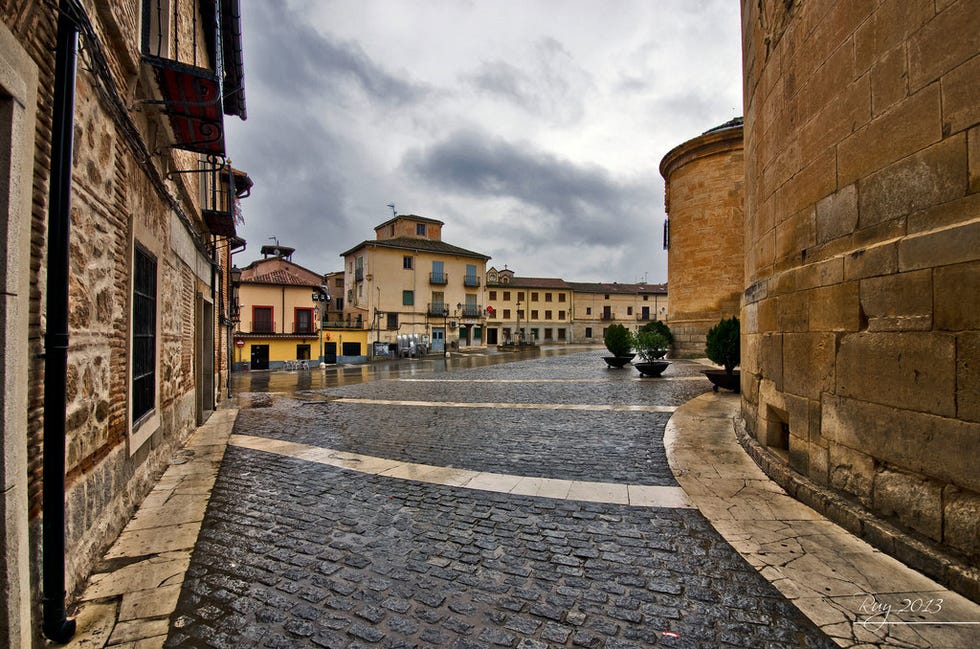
xmin=603 ymin=355 xmax=634 ymax=368
xmin=635 ymin=361 xmax=670 ymax=377
xmin=703 ymin=369 xmax=741 ymax=393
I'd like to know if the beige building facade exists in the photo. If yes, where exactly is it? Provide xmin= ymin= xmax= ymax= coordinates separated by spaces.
xmin=740 ymin=0 xmax=980 ymax=597
xmin=0 ymin=0 xmax=247 ymax=644
xmin=340 ymin=215 xmax=491 ymax=353
xmin=484 ymin=269 xmax=573 ymax=345
xmin=568 ymin=282 xmax=669 ymax=344
xmin=661 ymin=119 xmax=745 ymax=357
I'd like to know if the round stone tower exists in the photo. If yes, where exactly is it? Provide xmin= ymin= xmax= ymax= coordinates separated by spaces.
xmin=660 ymin=118 xmax=744 ymax=357
xmin=741 ymin=0 xmax=980 ymax=588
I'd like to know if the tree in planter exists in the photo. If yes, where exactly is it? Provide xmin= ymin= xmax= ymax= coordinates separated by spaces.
xmin=705 ymin=316 xmax=740 ymax=374
xmin=633 ymin=330 xmax=670 ymax=363
xmin=638 ymin=321 xmax=673 ymax=358
xmin=603 ymin=323 xmax=633 ymax=357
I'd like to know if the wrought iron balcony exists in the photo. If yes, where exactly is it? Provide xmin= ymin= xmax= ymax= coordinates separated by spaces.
xmin=464 ymin=275 xmax=480 ymax=287
xmin=461 ymin=304 xmax=483 ymax=318
xmin=428 ymin=302 xmax=448 ymax=316
xmin=430 ymin=272 xmax=448 ymax=285
xmin=249 ymin=320 xmax=276 ymax=334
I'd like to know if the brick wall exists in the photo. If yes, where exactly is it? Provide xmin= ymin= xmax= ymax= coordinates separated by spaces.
xmin=661 ymin=124 xmax=745 ymax=357
xmin=741 ymin=0 xmax=980 ymax=576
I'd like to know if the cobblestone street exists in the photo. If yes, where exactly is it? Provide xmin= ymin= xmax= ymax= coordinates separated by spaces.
xmin=164 ymin=350 xmax=838 ymax=648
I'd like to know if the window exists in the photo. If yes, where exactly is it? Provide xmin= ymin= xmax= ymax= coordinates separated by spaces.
xmin=334 ymin=297 xmax=344 ymax=311
xmin=503 ymin=291 xmax=511 ymax=301
xmin=559 ymin=293 xmax=566 ymax=302
xmin=545 ymin=310 xmax=552 ymax=320
xmin=403 ymin=255 xmax=413 ymax=269
xmin=558 ymin=310 xmax=566 ymax=320
xmin=503 ymin=309 xmax=511 ymax=319
xmin=342 ymin=342 xmax=362 ymax=356
xmin=643 ymin=294 xmax=649 ymax=301
xmin=544 ymin=328 xmax=553 ymax=340
xmin=416 ymin=223 xmax=426 ymax=236
xmin=132 ymin=246 xmax=157 ymax=423
xmin=531 ymin=292 xmax=539 ymax=301
xmin=518 ymin=292 xmax=525 ymax=301
xmin=403 ymin=290 xmax=414 ymax=306
xmin=604 ymin=294 xmax=610 ymax=299
xmin=545 ymin=293 xmax=552 ymax=302
xmin=464 ymin=264 xmax=479 ymax=286
xmin=294 ymin=307 xmax=314 ymax=334
xmin=253 ymin=306 xmax=274 ymax=333
xmin=387 ymin=313 xmax=398 ymax=330
xmin=531 ymin=310 xmax=539 ymax=319
xmin=489 ymin=290 xmax=497 ymax=300
xmin=517 ymin=310 xmax=525 ymax=319
xmin=296 ymin=344 xmax=311 ymax=360
xmin=586 ymin=307 xmax=592 ymax=315
xmin=627 ymin=306 xmax=633 ymax=316
xmin=431 ymin=260 xmax=446 ymax=284
xmin=335 ymin=278 xmax=344 ymax=288
xmin=557 ymin=329 xmax=566 ymax=340
xmin=585 ymin=327 xmax=593 ymax=338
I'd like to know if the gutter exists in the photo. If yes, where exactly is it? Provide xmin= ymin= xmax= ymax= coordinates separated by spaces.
xmin=41 ymin=0 xmax=79 ymax=642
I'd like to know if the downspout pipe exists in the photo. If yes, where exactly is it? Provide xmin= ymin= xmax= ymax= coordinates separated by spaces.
xmin=42 ymin=0 xmax=79 ymax=643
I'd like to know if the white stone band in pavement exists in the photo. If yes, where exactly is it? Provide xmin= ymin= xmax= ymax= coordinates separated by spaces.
xmin=331 ymin=397 xmax=678 ymax=413
xmin=229 ymin=434 xmax=694 ymax=509
xmin=664 ymin=392 xmax=980 ymax=649
xmin=393 ymin=377 xmax=709 ymax=383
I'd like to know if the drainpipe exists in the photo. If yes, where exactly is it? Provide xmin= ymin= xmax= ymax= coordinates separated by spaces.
xmin=42 ymin=0 xmax=79 ymax=643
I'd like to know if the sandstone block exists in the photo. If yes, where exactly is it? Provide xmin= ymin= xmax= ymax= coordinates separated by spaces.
xmin=970 ymin=126 xmax=980 ymax=194
xmin=776 ymin=292 xmax=808 ymax=333
xmin=854 ymin=0 xmax=934 ymax=70
xmin=844 ymin=241 xmax=899 ymax=280
xmin=759 ymin=333 xmax=783 ymax=391
xmin=857 ymin=134 xmax=967 ymax=229
xmin=870 ymin=44 xmax=907 ymax=117
xmin=822 ymin=395 xmax=980 ymax=492
xmin=783 ymin=332 xmax=836 ymax=400
xmin=837 ymin=332 xmax=956 ymax=416
xmin=908 ymin=0 xmax=980 ymax=92
xmin=775 ymin=208 xmax=816 ymax=265
xmin=809 ymin=282 xmax=861 ymax=331
xmin=775 ymin=147 xmax=837 ymax=220
xmin=941 ymin=53 xmax=980 ymax=135
xmin=859 ymin=269 xmax=933 ymax=331
xmin=907 ymin=191 xmax=980 ymax=235
xmin=944 ymin=486 xmax=980 ymax=560
xmin=829 ymin=443 xmax=875 ymax=504
xmin=873 ymin=467 xmax=943 ymax=541
xmin=935 ymin=261 xmax=980 ymax=331
xmin=837 ymin=83 xmax=942 ymax=187
xmin=800 ymin=77 xmax=871 ymax=169
xmin=956 ymin=332 xmax=980 ymax=423
xmin=899 ymin=219 xmax=980 ymax=271
xmin=815 ymin=184 xmax=858 ymax=244
xmin=808 ymin=441 xmax=830 ymax=486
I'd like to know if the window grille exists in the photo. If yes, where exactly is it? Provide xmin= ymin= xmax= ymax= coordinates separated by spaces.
xmin=132 ymin=246 xmax=157 ymax=423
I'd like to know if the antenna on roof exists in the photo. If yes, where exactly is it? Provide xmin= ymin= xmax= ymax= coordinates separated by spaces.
xmin=387 ymin=203 xmax=396 ymax=218
xmin=268 ymin=236 xmax=279 ymax=246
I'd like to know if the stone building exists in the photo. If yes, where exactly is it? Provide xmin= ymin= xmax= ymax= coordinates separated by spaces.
xmin=567 ymin=281 xmax=669 ymax=344
xmin=660 ymin=118 xmax=744 ymax=357
xmin=740 ymin=0 xmax=979 ymax=598
xmin=0 ymin=0 xmax=247 ymax=644
xmin=484 ymin=269 xmax=573 ymax=345
xmin=339 ymin=215 xmax=492 ymax=354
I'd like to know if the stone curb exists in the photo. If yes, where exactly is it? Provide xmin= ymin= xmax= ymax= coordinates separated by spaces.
xmin=64 ymin=408 xmax=239 ymax=649
xmin=734 ymin=417 xmax=980 ymax=605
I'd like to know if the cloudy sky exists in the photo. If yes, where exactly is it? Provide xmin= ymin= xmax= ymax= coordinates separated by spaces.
xmin=225 ymin=0 xmax=743 ymax=284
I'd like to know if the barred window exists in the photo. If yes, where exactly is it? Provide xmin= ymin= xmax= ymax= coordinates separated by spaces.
xmin=132 ymin=245 xmax=157 ymax=423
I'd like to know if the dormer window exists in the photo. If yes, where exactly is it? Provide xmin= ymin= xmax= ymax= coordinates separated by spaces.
xmin=416 ymin=223 xmax=426 ymax=236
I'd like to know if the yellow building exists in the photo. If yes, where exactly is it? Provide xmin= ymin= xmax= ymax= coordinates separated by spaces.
xmin=339 ymin=215 xmax=491 ymax=354
xmin=568 ymin=282 xmax=669 ymax=344
xmin=484 ymin=268 xmax=573 ymax=345
xmin=233 ymin=244 xmax=334 ymax=369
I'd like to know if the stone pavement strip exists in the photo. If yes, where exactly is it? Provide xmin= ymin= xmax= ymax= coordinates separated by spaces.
xmin=665 ymin=392 xmax=980 ymax=648
xmin=65 ymin=409 xmax=239 ymax=649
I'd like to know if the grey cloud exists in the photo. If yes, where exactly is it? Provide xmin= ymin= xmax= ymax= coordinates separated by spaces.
xmin=402 ymin=129 xmax=659 ymax=247
xmin=245 ymin=2 xmax=426 ymax=105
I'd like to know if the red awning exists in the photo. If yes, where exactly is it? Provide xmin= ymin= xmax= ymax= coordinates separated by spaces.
xmin=144 ymin=55 xmax=225 ymax=156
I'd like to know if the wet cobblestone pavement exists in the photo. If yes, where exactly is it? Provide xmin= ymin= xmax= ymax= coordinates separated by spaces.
xmin=166 ymin=350 xmax=839 ymax=648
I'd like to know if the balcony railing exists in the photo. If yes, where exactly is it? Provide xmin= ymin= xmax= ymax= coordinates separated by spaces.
xmin=600 ymin=312 xmax=615 ymax=321
xmin=430 ymin=272 xmax=448 ymax=285
xmin=249 ymin=320 xmax=276 ymax=333
xmin=461 ymin=304 xmax=482 ymax=318
xmin=428 ymin=302 xmax=448 ymax=316
xmin=292 ymin=323 xmax=316 ymax=335
xmin=464 ymin=276 xmax=480 ymax=287
xmin=637 ymin=314 xmax=651 ymax=321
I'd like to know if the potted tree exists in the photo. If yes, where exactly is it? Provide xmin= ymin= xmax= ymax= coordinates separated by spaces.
xmin=602 ymin=324 xmax=634 ymax=368
xmin=703 ymin=315 xmax=740 ymax=392
xmin=633 ymin=330 xmax=671 ymax=377
xmin=637 ymin=320 xmax=673 ymax=358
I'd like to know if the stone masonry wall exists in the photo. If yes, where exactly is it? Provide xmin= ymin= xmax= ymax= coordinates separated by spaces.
xmin=661 ymin=126 xmax=745 ymax=357
xmin=741 ymin=0 xmax=980 ymax=579
xmin=2 ymin=1 xmax=220 ymax=636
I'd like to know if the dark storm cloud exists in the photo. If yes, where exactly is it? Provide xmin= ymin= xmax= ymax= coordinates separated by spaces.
xmin=402 ymin=129 xmax=658 ymax=246
xmin=245 ymin=1 xmax=426 ymax=105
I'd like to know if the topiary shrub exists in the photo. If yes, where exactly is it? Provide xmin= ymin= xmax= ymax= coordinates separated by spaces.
xmin=705 ymin=316 xmax=740 ymax=374
xmin=634 ymin=330 xmax=670 ymax=362
xmin=603 ymin=324 xmax=633 ymax=357
xmin=639 ymin=320 xmax=674 ymax=348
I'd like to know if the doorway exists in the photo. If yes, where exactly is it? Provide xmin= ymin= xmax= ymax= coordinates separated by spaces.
xmin=432 ymin=327 xmax=445 ymax=352
xmin=250 ymin=344 xmax=269 ymax=370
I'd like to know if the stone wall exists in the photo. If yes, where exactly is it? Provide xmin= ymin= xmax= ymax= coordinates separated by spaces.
xmin=741 ymin=0 xmax=980 ymax=589
xmin=661 ymin=122 xmax=745 ymax=357
xmin=1 ymin=1 xmax=231 ymax=642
